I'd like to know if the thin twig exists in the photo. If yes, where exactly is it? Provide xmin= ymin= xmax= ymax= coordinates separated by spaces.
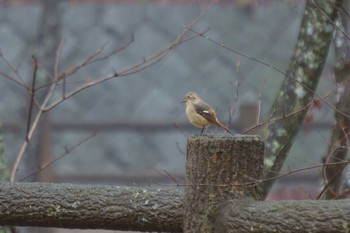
xmin=313 ymin=1 xmax=350 ymax=41
xmin=340 ymin=4 xmax=350 ymax=18
xmin=44 ymin=31 xmax=208 ymax=112
xmin=257 ymin=78 xmax=267 ymax=124
xmin=317 ymin=165 xmax=346 ymax=200
xmin=184 ymin=27 xmax=350 ymax=120
xmin=243 ymin=100 xmax=313 ymax=134
xmin=10 ymin=1 xmax=217 ymax=181
xmin=0 ymin=71 xmax=25 ymax=87
xmin=229 ymin=61 xmax=240 ymax=126
xmin=88 ymin=34 xmax=134 ymax=64
xmin=56 ymin=35 xmax=134 ymax=83
xmin=54 ymin=39 xmax=66 ymax=98
xmin=0 ymin=51 xmax=27 ymax=88
xmin=20 ymin=133 xmax=96 ymax=181
xmin=10 ymin=68 xmax=59 ymax=183
xmin=43 ymin=72 xmax=118 ymax=111
xmin=161 ymin=160 xmax=350 ymax=190
xmin=54 ymin=38 xmax=64 ymax=81
xmin=26 ymin=56 xmax=38 ymax=141
xmin=162 ymin=170 xmax=181 ymax=186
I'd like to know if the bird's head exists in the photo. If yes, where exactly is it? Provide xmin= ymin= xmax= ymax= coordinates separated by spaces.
xmin=182 ymin=91 xmax=201 ymax=103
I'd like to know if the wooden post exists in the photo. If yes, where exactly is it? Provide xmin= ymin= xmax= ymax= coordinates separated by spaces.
xmin=184 ymin=135 xmax=264 ymax=233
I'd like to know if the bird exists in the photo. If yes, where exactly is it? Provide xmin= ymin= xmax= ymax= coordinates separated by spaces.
xmin=182 ymin=91 xmax=234 ymax=135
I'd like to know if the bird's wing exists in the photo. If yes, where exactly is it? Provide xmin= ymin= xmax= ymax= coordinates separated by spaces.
xmin=193 ymin=102 xmax=217 ymax=124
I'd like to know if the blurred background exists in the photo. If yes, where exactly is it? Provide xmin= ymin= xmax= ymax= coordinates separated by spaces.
xmin=0 ymin=1 xmax=339 ymax=231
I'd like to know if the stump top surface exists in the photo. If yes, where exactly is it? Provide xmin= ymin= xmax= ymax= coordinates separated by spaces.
xmin=188 ymin=134 xmax=261 ymax=142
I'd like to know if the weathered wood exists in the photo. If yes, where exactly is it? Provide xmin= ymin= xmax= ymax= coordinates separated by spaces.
xmin=184 ymin=135 xmax=264 ymax=233
xmin=215 ymin=199 xmax=350 ymax=233
xmin=1 ymin=181 xmax=350 ymax=232
xmin=0 ymin=182 xmax=183 ymax=232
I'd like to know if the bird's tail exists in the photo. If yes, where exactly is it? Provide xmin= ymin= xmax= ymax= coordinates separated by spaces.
xmin=216 ymin=120 xmax=234 ymax=136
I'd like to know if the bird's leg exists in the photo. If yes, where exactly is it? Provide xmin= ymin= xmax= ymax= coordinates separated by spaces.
xmin=200 ymin=126 xmax=210 ymax=135
xmin=200 ymin=126 xmax=205 ymax=135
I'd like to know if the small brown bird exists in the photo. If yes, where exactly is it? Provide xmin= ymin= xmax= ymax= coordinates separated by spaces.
xmin=182 ymin=91 xmax=234 ymax=135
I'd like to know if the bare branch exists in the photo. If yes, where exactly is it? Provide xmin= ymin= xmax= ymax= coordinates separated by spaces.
xmin=0 ymin=71 xmax=25 ymax=88
xmin=243 ymin=85 xmax=338 ymax=134
xmin=43 ymin=72 xmax=118 ymax=111
xmin=9 ymin=1 xmax=216 ymax=182
xmin=57 ymin=35 xmax=134 ymax=84
xmin=184 ymin=26 xmax=350 ymax=120
xmin=10 ymin=69 xmax=59 ymax=183
xmin=58 ymin=47 xmax=104 ymax=82
xmin=243 ymin=100 xmax=313 ymax=134
xmin=172 ymin=160 xmax=350 ymax=190
xmin=257 ymin=78 xmax=267 ymax=124
xmin=229 ymin=61 xmax=240 ymax=126
xmin=20 ymin=133 xmax=96 ymax=182
xmin=0 ymin=52 xmax=27 ymax=88
xmin=88 ymin=34 xmax=134 ymax=64
xmin=54 ymin=38 xmax=64 ymax=81
xmin=26 ymin=56 xmax=38 ymax=142
xmin=44 ymin=26 xmax=209 ymax=112
xmin=313 ymin=1 xmax=350 ymax=41
xmin=318 ymin=163 xmax=346 ymax=200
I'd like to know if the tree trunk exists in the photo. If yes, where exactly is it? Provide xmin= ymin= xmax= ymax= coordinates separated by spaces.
xmin=262 ymin=0 xmax=343 ymax=197
xmin=321 ymin=4 xmax=350 ymax=200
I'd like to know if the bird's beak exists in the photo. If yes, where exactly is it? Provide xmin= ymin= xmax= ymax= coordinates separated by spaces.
xmin=181 ymin=99 xmax=186 ymax=103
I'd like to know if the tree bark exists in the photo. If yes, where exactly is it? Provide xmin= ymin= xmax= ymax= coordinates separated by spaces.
xmin=321 ymin=5 xmax=350 ymax=200
xmin=184 ymin=135 xmax=264 ymax=233
xmin=215 ymin=199 xmax=350 ymax=233
xmin=262 ymin=0 xmax=343 ymax=197
xmin=1 ymin=182 xmax=350 ymax=232
xmin=0 ymin=182 xmax=183 ymax=232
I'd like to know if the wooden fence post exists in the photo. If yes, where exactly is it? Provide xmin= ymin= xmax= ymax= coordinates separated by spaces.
xmin=184 ymin=135 xmax=264 ymax=232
